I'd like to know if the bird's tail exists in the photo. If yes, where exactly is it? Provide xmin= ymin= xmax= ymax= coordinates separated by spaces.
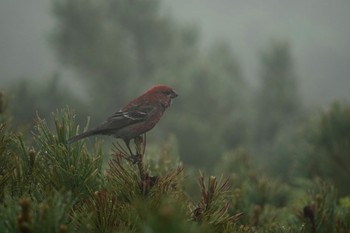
xmin=67 ymin=130 xmax=96 ymax=144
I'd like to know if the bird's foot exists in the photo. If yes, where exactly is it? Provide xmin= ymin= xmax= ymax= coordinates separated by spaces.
xmin=127 ymin=153 xmax=142 ymax=164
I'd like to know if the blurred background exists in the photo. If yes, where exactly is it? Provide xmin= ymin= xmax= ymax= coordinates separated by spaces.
xmin=1 ymin=0 xmax=350 ymax=193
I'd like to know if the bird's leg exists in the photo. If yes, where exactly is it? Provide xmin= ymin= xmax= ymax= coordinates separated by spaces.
xmin=124 ymin=139 xmax=141 ymax=164
xmin=134 ymin=135 xmax=144 ymax=155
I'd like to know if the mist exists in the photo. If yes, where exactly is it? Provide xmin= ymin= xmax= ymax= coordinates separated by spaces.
xmin=1 ymin=0 xmax=349 ymax=106
xmin=163 ymin=0 xmax=350 ymax=106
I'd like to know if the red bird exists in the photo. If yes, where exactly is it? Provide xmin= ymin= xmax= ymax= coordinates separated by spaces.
xmin=68 ymin=84 xmax=178 ymax=155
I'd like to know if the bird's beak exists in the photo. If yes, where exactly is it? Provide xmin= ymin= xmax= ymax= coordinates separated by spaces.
xmin=171 ymin=91 xmax=178 ymax=99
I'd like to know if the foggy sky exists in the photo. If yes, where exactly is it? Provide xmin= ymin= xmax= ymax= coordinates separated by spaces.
xmin=1 ymin=0 xmax=349 ymax=106
xmin=163 ymin=0 xmax=350 ymax=106
xmin=0 ymin=0 xmax=55 ymax=82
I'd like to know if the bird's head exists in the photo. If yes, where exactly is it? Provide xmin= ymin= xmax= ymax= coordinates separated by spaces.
xmin=145 ymin=84 xmax=178 ymax=108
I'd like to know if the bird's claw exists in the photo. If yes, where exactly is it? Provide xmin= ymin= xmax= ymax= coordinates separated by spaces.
xmin=127 ymin=153 xmax=142 ymax=164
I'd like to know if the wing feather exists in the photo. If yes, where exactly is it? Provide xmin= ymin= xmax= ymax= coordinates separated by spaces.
xmin=92 ymin=104 xmax=157 ymax=133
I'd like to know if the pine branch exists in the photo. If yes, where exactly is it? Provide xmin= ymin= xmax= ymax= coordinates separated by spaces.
xmin=191 ymin=172 xmax=242 ymax=230
xmin=33 ymin=108 xmax=103 ymax=198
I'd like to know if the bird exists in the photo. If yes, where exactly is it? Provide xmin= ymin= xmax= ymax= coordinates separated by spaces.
xmin=68 ymin=84 xmax=178 ymax=158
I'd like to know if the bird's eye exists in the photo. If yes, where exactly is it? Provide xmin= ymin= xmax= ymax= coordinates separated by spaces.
xmin=162 ymin=90 xmax=171 ymax=95
xmin=158 ymin=89 xmax=177 ymax=98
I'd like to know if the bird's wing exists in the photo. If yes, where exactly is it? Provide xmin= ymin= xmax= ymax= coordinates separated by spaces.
xmin=94 ymin=104 xmax=157 ymax=132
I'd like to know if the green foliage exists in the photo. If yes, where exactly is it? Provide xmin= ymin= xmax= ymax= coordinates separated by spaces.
xmin=214 ymin=149 xmax=350 ymax=232
xmin=313 ymin=103 xmax=350 ymax=192
xmin=0 ymin=193 xmax=73 ymax=233
xmin=33 ymin=109 xmax=103 ymax=198
xmin=1 ymin=107 xmax=246 ymax=232
xmin=289 ymin=179 xmax=350 ymax=233
xmin=0 ymin=124 xmax=16 ymax=199
xmin=216 ymin=149 xmax=291 ymax=228
xmin=190 ymin=172 xmax=242 ymax=232
xmin=1 ymin=90 xmax=350 ymax=232
xmin=0 ymin=123 xmax=40 ymax=199
xmin=0 ymin=90 xmax=9 ymax=124
xmin=267 ymin=102 xmax=350 ymax=195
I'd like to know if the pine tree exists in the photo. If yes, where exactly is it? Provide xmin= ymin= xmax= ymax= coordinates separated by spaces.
xmin=254 ymin=40 xmax=301 ymax=148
